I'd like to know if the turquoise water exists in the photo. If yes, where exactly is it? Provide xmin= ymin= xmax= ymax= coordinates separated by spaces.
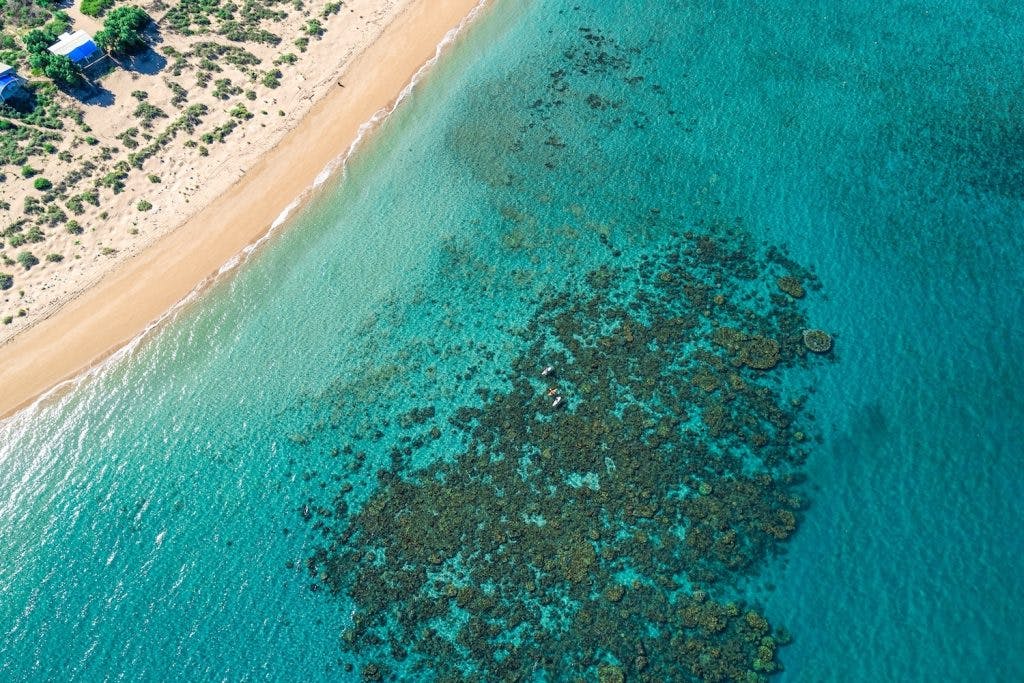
xmin=2 ymin=0 xmax=1022 ymax=680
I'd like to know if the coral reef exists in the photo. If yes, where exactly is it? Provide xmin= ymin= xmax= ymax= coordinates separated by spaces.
xmin=299 ymin=230 xmax=827 ymax=681
xmin=802 ymin=329 xmax=833 ymax=353
xmin=776 ymin=276 xmax=805 ymax=299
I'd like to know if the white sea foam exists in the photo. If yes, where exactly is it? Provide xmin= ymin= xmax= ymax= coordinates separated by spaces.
xmin=0 ymin=0 xmax=488 ymax=432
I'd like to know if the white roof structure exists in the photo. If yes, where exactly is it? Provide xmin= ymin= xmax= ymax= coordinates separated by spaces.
xmin=48 ymin=31 xmax=100 ymax=64
xmin=0 ymin=62 xmax=13 ymax=77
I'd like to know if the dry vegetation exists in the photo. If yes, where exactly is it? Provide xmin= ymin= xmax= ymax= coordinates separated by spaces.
xmin=0 ymin=0 xmax=382 ymax=335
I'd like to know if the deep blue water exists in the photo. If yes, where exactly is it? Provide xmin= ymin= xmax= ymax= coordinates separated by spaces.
xmin=1 ymin=0 xmax=1022 ymax=679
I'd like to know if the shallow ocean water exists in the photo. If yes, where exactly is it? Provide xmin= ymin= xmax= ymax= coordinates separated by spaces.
xmin=1 ymin=0 xmax=1022 ymax=680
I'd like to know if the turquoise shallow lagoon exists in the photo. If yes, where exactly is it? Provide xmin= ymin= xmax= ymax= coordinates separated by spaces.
xmin=2 ymin=0 xmax=1022 ymax=680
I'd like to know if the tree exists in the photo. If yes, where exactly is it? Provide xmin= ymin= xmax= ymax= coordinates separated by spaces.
xmin=23 ymin=27 xmax=83 ymax=86
xmin=95 ymin=6 xmax=151 ymax=55
xmin=39 ymin=53 xmax=82 ymax=85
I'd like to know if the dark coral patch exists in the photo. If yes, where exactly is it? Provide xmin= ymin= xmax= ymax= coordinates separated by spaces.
xmin=299 ymin=230 xmax=827 ymax=681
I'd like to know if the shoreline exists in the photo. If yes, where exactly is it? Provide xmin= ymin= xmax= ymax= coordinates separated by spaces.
xmin=0 ymin=0 xmax=487 ymax=421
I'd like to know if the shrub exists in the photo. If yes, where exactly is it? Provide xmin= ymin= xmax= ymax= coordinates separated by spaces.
xmin=167 ymin=81 xmax=188 ymax=108
xmin=261 ymin=69 xmax=281 ymax=88
xmin=2 ymin=316 xmax=11 ymax=325
xmin=137 ymin=199 xmax=152 ymax=211
xmin=133 ymin=101 xmax=167 ymax=129
xmin=0 ymin=273 xmax=12 ymax=290
xmin=17 ymin=251 xmax=39 ymax=270
xmin=66 ymin=220 xmax=84 ymax=234
xmin=211 ymin=78 xmax=241 ymax=100
xmin=305 ymin=19 xmax=324 ymax=38
xmin=46 ymin=253 xmax=64 ymax=262
xmin=228 ymin=104 xmax=252 ymax=120
xmin=147 ymin=174 xmax=161 ymax=183
xmin=21 ymin=165 xmax=38 ymax=178
xmin=33 ymin=177 xmax=52 ymax=191
xmin=81 ymin=0 xmax=115 ymax=18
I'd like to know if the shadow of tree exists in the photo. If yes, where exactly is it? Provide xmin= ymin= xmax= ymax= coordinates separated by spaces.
xmin=119 ymin=46 xmax=168 ymax=76
xmin=113 ymin=22 xmax=168 ymax=75
xmin=63 ymin=80 xmax=115 ymax=107
xmin=1 ymin=85 xmax=37 ymax=113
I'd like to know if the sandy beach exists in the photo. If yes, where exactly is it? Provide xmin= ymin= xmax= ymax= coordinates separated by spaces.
xmin=0 ymin=0 xmax=485 ymax=419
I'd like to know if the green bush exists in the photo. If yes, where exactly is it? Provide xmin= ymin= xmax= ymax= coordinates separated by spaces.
xmin=66 ymin=220 xmax=84 ymax=234
xmin=261 ymin=69 xmax=281 ymax=88
xmin=0 ymin=273 xmax=12 ymax=290
xmin=228 ymin=104 xmax=252 ymax=120
xmin=45 ymin=253 xmax=64 ymax=262
xmin=167 ymin=81 xmax=188 ymax=108
xmin=211 ymin=78 xmax=241 ymax=100
xmin=305 ymin=19 xmax=324 ymax=38
xmin=17 ymin=251 xmax=39 ymax=270
xmin=81 ymin=0 xmax=115 ymax=18
xmin=133 ymin=101 xmax=168 ymax=129
xmin=33 ymin=177 xmax=52 ymax=191
xmin=137 ymin=199 xmax=152 ymax=211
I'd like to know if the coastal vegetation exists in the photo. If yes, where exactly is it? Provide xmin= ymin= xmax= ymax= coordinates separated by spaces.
xmin=94 ymin=6 xmax=150 ymax=56
xmin=0 ymin=0 xmax=357 ymax=332
xmin=80 ymin=0 xmax=115 ymax=17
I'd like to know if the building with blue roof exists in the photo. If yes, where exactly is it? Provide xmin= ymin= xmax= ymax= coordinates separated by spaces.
xmin=0 ymin=63 xmax=26 ymax=104
xmin=48 ymin=31 xmax=102 ymax=67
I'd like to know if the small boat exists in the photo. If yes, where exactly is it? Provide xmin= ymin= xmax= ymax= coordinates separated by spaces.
xmin=541 ymin=365 xmax=555 ymax=377
xmin=552 ymin=396 xmax=564 ymax=408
